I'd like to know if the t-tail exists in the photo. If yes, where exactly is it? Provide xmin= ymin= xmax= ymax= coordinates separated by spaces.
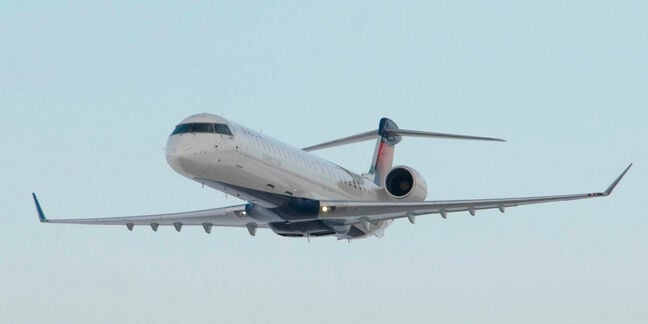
xmin=302 ymin=117 xmax=506 ymax=186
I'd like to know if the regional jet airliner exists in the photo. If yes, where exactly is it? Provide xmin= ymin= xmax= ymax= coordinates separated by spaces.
xmin=32 ymin=113 xmax=631 ymax=240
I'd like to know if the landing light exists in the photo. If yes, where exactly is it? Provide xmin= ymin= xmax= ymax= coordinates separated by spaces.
xmin=320 ymin=206 xmax=336 ymax=213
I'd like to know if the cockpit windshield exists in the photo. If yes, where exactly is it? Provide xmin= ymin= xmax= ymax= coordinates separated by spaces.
xmin=171 ymin=123 xmax=233 ymax=136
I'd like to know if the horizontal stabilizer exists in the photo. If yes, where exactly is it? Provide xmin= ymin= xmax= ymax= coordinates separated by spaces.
xmin=303 ymin=131 xmax=377 ymax=152
xmin=392 ymin=129 xmax=505 ymax=142
xmin=303 ymin=123 xmax=504 ymax=152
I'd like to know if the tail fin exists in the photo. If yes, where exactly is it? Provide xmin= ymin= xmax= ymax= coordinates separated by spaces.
xmin=369 ymin=118 xmax=402 ymax=186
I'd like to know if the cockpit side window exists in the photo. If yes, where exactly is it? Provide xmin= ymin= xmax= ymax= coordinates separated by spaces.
xmin=171 ymin=124 xmax=192 ymax=135
xmin=171 ymin=123 xmax=233 ymax=136
xmin=214 ymin=124 xmax=232 ymax=135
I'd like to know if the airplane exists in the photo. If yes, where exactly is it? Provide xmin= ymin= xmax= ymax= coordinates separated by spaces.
xmin=32 ymin=113 xmax=632 ymax=240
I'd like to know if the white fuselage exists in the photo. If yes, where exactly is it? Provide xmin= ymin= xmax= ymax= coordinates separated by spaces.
xmin=35 ymin=113 xmax=625 ymax=240
xmin=165 ymin=114 xmax=397 ymax=239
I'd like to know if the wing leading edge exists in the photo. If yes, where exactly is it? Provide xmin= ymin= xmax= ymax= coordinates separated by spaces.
xmin=318 ymin=163 xmax=633 ymax=224
xmin=32 ymin=193 xmax=266 ymax=232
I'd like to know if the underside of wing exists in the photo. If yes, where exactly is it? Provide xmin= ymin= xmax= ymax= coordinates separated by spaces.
xmin=32 ymin=194 xmax=266 ymax=233
xmin=318 ymin=163 xmax=632 ymax=225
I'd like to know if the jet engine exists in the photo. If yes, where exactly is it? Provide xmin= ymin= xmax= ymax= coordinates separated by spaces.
xmin=384 ymin=166 xmax=428 ymax=201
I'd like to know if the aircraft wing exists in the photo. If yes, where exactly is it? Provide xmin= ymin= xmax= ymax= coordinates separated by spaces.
xmin=33 ymin=164 xmax=631 ymax=235
xmin=318 ymin=164 xmax=633 ymax=225
xmin=32 ymin=194 xmax=266 ymax=233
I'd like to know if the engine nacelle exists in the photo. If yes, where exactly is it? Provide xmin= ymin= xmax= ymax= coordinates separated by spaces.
xmin=384 ymin=166 xmax=428 ymax=201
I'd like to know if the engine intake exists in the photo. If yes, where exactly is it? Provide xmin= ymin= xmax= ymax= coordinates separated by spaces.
xmin=384 ymin=166 xmax=428 ymax=201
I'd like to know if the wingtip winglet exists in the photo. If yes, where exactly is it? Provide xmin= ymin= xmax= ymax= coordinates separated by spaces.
xmin=603 ymin=163 xmax=632 ymax=196
xmin=32 ymin=193 xmax=48 ymax=223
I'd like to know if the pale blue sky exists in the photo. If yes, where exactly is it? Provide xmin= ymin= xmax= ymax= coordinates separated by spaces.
xmin=1 ymin=1 xmax=646 ymax=323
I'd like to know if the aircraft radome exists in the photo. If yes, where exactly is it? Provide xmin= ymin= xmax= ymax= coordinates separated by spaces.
xmin=33 ymin=113 xmax=632 ymax=240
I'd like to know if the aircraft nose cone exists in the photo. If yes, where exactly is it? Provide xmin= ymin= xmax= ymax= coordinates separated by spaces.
xmin=166 ymin=137 xmax=210 ymax=177
xmin=165 ymin=151 xmax=184 ymax=174
xmin=166 ymin=150 xmax=210 ymax=177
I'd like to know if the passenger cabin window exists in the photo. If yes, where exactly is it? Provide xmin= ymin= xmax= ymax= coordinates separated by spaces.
xmin=171 ymin=123 xmax=233 ymax=136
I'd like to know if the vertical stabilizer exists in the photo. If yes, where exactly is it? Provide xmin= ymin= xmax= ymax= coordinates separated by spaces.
xmin=369 ymin=118 xmax=402 ymax=186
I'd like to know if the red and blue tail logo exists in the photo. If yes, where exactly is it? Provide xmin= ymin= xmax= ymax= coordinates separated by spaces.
xmin=369 ymin=118 xmax=401 ymax=186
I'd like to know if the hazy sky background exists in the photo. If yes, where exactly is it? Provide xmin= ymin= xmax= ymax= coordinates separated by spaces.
xmin=1 ymin=1 xmax=646 ymax=323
